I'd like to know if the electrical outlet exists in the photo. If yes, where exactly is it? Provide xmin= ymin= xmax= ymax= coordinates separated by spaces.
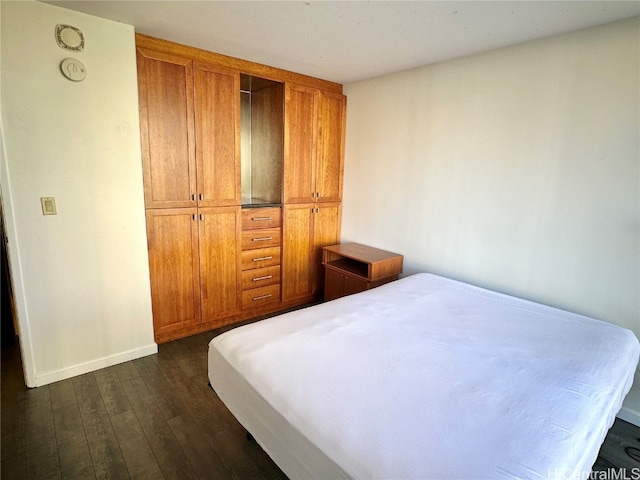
xmin=40 ymin=197 xmax=57 ymax=216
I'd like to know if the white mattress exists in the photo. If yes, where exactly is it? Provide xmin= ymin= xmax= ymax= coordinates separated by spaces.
xmin=208 ymin=273 xmax=640 ymax=480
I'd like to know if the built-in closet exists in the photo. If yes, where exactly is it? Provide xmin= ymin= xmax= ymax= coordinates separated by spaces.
xmin=136 ymin=34 xmax=345 ymax=343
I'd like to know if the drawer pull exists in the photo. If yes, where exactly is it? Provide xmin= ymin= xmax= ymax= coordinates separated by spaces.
xmin=252 ymin=256 xmax=273 ymax=262
xmin=252 ymin=216 xmax=272 ymax=221
xmin=252 ymin=294 xmax=272 ymax=301
xmin=252 ymin=275 xmax=273 ymax=282
xmin=252 ymin=237 xmax=273 ymax=242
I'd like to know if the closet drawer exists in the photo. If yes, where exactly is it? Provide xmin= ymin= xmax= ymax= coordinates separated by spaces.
xmin=242 ymin=247 xmax=281 ymax=270
xmin=242 ymin=284 xmax=281 ymax=309
xmin=242 ymin=207 xmax=281 ymax=230
xmin=242 ymin=228 xmax=281 ymax=250
xmin=242 ymin=266 xmax=280 ymax=290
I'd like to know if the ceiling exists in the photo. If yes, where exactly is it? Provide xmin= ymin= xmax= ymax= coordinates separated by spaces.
xmin=44 ymin=1 xmax=640 ymax=84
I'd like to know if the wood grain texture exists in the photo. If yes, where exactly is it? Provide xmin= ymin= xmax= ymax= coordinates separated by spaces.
xmin=194 ymin=62 xmax=241 ymax=206
xmin=146 ymin=209 xmax=201 ymax=336
xmin=198 ymin=207 xmax=242 ymax=322
xmin=137 ymin=48 xmax=196 ymax=209
xmin=316 ymin=92 xmax=346 ymax=203
xmin=280 ymin=203 xmax=341 ymax=302
xmin=281 ymin=203 xmax=315 ymax=302
xmin=241 ymin=266 xmax=281 ymax=290
xmin=283 ymin=84 xmax=318 ymax=204
xmin=241 ymin=228 xmax=282 ymax=250
xmin=241 ymin=207 xmax=282 ymax=230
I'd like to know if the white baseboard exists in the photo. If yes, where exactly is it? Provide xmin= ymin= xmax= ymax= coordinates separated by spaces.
xmin=34 ymin=343 xmax=158 ymax=387
xmin=617 ymin=405 xmax=640 ymax=427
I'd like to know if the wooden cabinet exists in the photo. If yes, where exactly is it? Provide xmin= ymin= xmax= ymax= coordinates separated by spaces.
xmin=322 ymin=243 xmax=403 ymax=301
xmin=137 ymin=51 xmax=240 ymax=209
xmin=137 ymin=34 xmax=345 ymax=342
xmin=282 ymin=85 xmax=345 ymax=303
xmin=284 ymin=85 xmax=345 ymax=204
xmin=146 ymin=208 xmax=241 ymax=342
xmin=282 ymin=203 xmax=341 ymax=302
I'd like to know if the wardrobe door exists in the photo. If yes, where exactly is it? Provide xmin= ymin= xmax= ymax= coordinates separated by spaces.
xmin=316 ymin=92 xmax=346 ymax=203
xmin=194 ymin=62 xmax=241 ymax=207
xmin=198 ymin=206 xmax=242 ymax=322
xmin=284 ymin=84 xmax=319 ymax=204
xmin=146 ymin=209 xmax=200 ymax=337
xmin=137 ymin=48 xmax=196 ymax=209
xmin=282 ymin=203 xmax=315 ymax=302
xmin=282 ymin=203 xmax=341 ymax=302
xmin=311 ymin=203 xmax=342 ymax=294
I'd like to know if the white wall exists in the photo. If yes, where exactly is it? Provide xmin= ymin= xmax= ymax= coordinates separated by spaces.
xmin=343 ymin=18 xmax=640 ymax=423
xmin=1 ymin=0 xmax=156 ymax=387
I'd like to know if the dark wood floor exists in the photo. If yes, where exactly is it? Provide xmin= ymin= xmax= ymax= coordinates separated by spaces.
xmin=1 ymin=326 xmax=288 ymax=480
xmin=2 ymin=325 xmax=639 ymax=479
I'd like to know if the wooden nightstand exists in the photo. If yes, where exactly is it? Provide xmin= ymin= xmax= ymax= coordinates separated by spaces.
xmin=322 ymin=243 xmax=403 ymax=301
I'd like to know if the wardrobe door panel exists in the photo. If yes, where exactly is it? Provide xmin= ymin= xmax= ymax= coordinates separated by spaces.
xmin=312 ymin=203 xmax=342 ymax=294
xmin=284 ymin=84 xmax=319 ymax=204
xmin=198 ymin=206 xmax=242 ymax=322
xmin=137 ymin=49 xmax=196 ymax=209
xmin=282 ymin=203 xmax=315 ymax=302
xmin=316 ymin=92 xmax=346 ymax=203
xmin=146 ymin=209 xmax=200 ymax=335
xmin=194 ymin=62 xmax=241 ymax=206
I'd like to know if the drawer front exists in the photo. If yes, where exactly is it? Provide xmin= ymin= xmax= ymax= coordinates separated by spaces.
xmin=242 ymin=266 xmax=280 ymax=290
xmin=242 ymin=207 xmax=281 ymax=230
xmin=241 ymin=228 xmax=282 ymax=250
xmin=241 ymin=247 xmax=281 ymax=270
xmin=242 ymin=284 xmax=281 ymax=309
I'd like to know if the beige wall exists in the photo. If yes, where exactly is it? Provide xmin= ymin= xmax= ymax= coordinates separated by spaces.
xmin=342 ymin=18 xmax=640 ymax=422
xmin=1 ymin=1 xmax=156 ymax=386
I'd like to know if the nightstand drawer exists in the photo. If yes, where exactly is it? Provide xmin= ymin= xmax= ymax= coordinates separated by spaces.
xmin=242 ymin=284 xmax=281 ymax=309
xmin=242 ymin=266 xmax=280 ymax=290
xmin=242 ymin=247 xmax=281 ymax=270
xmin=241 ymin=228 xmax=281 ymax=250
xmin=242 ymin=207 xmax=281 ymax=230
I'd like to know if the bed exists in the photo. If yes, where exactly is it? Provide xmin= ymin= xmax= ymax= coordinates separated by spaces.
xmin=208 ymin=273 xmax=639 ymax=480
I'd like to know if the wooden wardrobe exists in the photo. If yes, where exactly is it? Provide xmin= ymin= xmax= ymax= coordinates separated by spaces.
xmin=135 ymin=34 xmax=345 ymax=343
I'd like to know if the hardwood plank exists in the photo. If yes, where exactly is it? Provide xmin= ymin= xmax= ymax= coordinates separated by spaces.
xmin=53 ymin=403 xmax=85 ymax=440
xmin=73 ymin=378 xmax=129 ymax=480
xmin=167 ymin=414 xmax=229 ymax=478
xmin=23 ymin=385 xmax=61 ymax=479
xmin=110 ymin=409 xmax=164 ymax=480
xmin=134 ymin=356 xmax=187 ymax=421
xmin=160 ymin=338 xmax=203 ymax=379
xmin=93 ymin=368 xmax=132 ymax=417
xmin=81 ymin=411 xmax=130 ymax=480
xmin=57 ymin=433 xmax=96 ymax=480
xmin=122 ymin=376 xmax=198 ymax=480
xmin=49 ymin=378 xmax=78 ymax=413
xmin=113 ymin=360 xmax=141 ymax=384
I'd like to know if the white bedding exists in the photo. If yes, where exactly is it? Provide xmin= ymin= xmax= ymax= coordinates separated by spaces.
xmin=208 ymin=273 xmax=639 ymax=480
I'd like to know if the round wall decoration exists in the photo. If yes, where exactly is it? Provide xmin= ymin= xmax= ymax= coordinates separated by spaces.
xmin=55 ymin=24 xmax=85 ymax=52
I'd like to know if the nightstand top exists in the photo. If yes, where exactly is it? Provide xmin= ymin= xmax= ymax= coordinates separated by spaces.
xmin=322 ymin=242 xmax=403 ymax=264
